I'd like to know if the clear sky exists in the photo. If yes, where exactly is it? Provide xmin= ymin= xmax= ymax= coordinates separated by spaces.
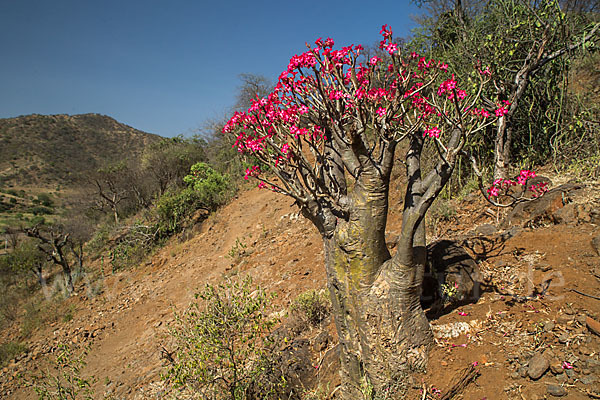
xmin=0 ymin=0 xmax=423 ymax=137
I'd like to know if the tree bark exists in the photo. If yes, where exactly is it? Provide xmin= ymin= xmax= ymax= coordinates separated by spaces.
xmin=321 ymin=168 xmax=433 ymax=398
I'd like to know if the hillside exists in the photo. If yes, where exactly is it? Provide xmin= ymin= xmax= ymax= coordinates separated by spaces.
xmin=0 ymin=113 xmax=161 ymax=188
xmin=0 ymin=173 xmax=599 ymax=399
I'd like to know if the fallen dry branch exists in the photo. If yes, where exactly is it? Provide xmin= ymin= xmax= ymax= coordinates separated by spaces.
xmin=440 ymin=364 xmax=480 ymax=400
xmin=571 ymin=289 xmax=600 ymax=301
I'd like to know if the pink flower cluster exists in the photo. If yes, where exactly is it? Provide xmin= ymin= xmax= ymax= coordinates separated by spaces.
xmin=423 ymin=126 xmax=440 ymax=138
xmin=486 ymin=169 xmax=547 ymax=198
xmin=224 ymin=26 xmax=496 ymax=183
xmin=495 ymin=100 xmax=511 ymax=117
xmin=437 ymin=76 xmax=466 ymax=101
xmin=244 ymin=166 xmax=261 ymax=180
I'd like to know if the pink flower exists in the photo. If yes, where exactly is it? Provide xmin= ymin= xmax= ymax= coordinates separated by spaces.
xmin=495 ymin=101 xmax=510 ymax=117
xmin=244 ymin=165 xmax=261 ymax=180
xmin=458 ymin=312 xmax=469 ymax=316
xmin=257 ymin=181 xmax=266 ymax=189
xmin=376 ymin=107 xmax=386 ymax=117
xmin=478 ymin=67 xmax=492 ymax=77
xmin=423 ymin=126 xmax=440 ymax=138
xmin=380 ymin=24 xmax=392 ymax=38
xmin=369 ymin=56 xmax=381 ymax=66
xmin=384 ymin=42 xmax=398 ymax=55
xmin=487 ymin=186 xmax=500 ymax=197
xmin=437 ymin=76 xmax=457 ymax=98
xmin=562 ymin=361 xmax=573 ymax=369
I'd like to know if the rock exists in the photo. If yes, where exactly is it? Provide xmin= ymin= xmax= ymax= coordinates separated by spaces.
xmin=474 ymin=223 xmax=498 ymax=236
xmin=552 ymin=203 xmax=577 ymax=225
xmin=550 ymin=362 xmax=563 ymax=375
xmin=519 ymin=367 xmax=528 ymax=378
xmin=502 ymin=183 xmax=584 ymax=228
xmin=423 ymin=240 xmax=481 ymax=307
xmin=557 ymin=314 xmax=571 ymax=325
xmin=592 ymin=235 xmax=600 ymax=257
xmin=558 ymin=333 xmax=569 ymax=344
xmin=279 ymin=338 xmax=316 ymax=393
xmin=544 ymin=321 xmax=555 ymax=332
xmin=547 ymin=384 xmax=567 ymax=397
xmin=564 ymin=368 xmax=575 ymax=379
xmin=581 ymin=375 xmax=597 ymax=385
xmin=587 ymin=316 xmax=600 ymax=336
xmin=555 ymin=373 xmax=567 ymax=383
xmin=527 ymin=353 xmax=549 ymax=380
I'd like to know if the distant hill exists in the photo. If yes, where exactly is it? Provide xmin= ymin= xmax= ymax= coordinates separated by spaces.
xmin=0 ymin=113 xmax=161 ymax=188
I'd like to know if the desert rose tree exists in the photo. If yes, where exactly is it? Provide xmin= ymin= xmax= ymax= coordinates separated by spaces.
xmin=223 ymin=26 xmax=503 ymax=397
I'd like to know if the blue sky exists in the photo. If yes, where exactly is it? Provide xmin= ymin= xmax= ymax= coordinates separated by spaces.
xmin=0 ymin=0 xmax=423 ymax=137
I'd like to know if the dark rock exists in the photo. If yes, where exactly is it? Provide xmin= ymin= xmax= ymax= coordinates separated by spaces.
xmin=564 ymin=368 xmax=575 ymax=379
xmin=422 ymin=240 xmax=481 ymax=307
xmin=552 ymin=203 xmax=578 ymax=225
xmin=547 ymin=384 xmax=567 ymax=397
xmin=502 ymin=183 xmax=584 ymax=228
xmin=527 ymin=352 xmax=549 ymax=380
xmin=555 ymin=373 xmax=567 ymax=383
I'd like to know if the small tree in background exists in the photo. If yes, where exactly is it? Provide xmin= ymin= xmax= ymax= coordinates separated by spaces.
xmin=223 ymin=26 xmax=542 ymax=397
xmin=412 ymin=0 xmax=600 ymax=179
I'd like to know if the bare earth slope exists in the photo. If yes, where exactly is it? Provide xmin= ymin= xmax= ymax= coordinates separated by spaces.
xmin=1 ymin=176 xmax=600 ymax=399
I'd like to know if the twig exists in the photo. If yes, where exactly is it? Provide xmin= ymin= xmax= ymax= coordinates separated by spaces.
xmin=440 ymin=364 xmax=480 ymax=400
xmin=571 ymin=289 xmax=600 ymax=301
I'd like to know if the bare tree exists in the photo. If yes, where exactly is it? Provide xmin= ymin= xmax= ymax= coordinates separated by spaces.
xmin=24 ymin=225 xmax=74 ymax=294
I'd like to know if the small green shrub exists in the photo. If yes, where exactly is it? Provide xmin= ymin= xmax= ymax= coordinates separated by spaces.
xmin=291 ymin=289 xmax=331 ymax=327
xmin=183 ymin=162 xmax=232 ymax=210
xmin=155 ymin=187 xmax=202 ymax=237
xmin=227 ymin=237 xmax=248 ymax=260
xmin=155 ymin=162 xmax=232 ymax=238
xmin=163 ymin=277 xmax=285 ymax=399
xmin=30 ymin=344 xmax=96 ymax=400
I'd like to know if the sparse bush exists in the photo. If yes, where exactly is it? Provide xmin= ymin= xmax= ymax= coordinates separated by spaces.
xmin=163 ymin=277 xmax=285 ymax=399
xmin=30 ymin=344 xmax=96 ymax=400
xmin=291 ymin=289 xmax=331 ymax=327
xmin=109 ymin=223 xmax=155 ymax=272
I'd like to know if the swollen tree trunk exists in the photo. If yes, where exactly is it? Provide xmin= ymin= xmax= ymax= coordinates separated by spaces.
xmin=318 ymin=168 xmax=433 ymax=397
